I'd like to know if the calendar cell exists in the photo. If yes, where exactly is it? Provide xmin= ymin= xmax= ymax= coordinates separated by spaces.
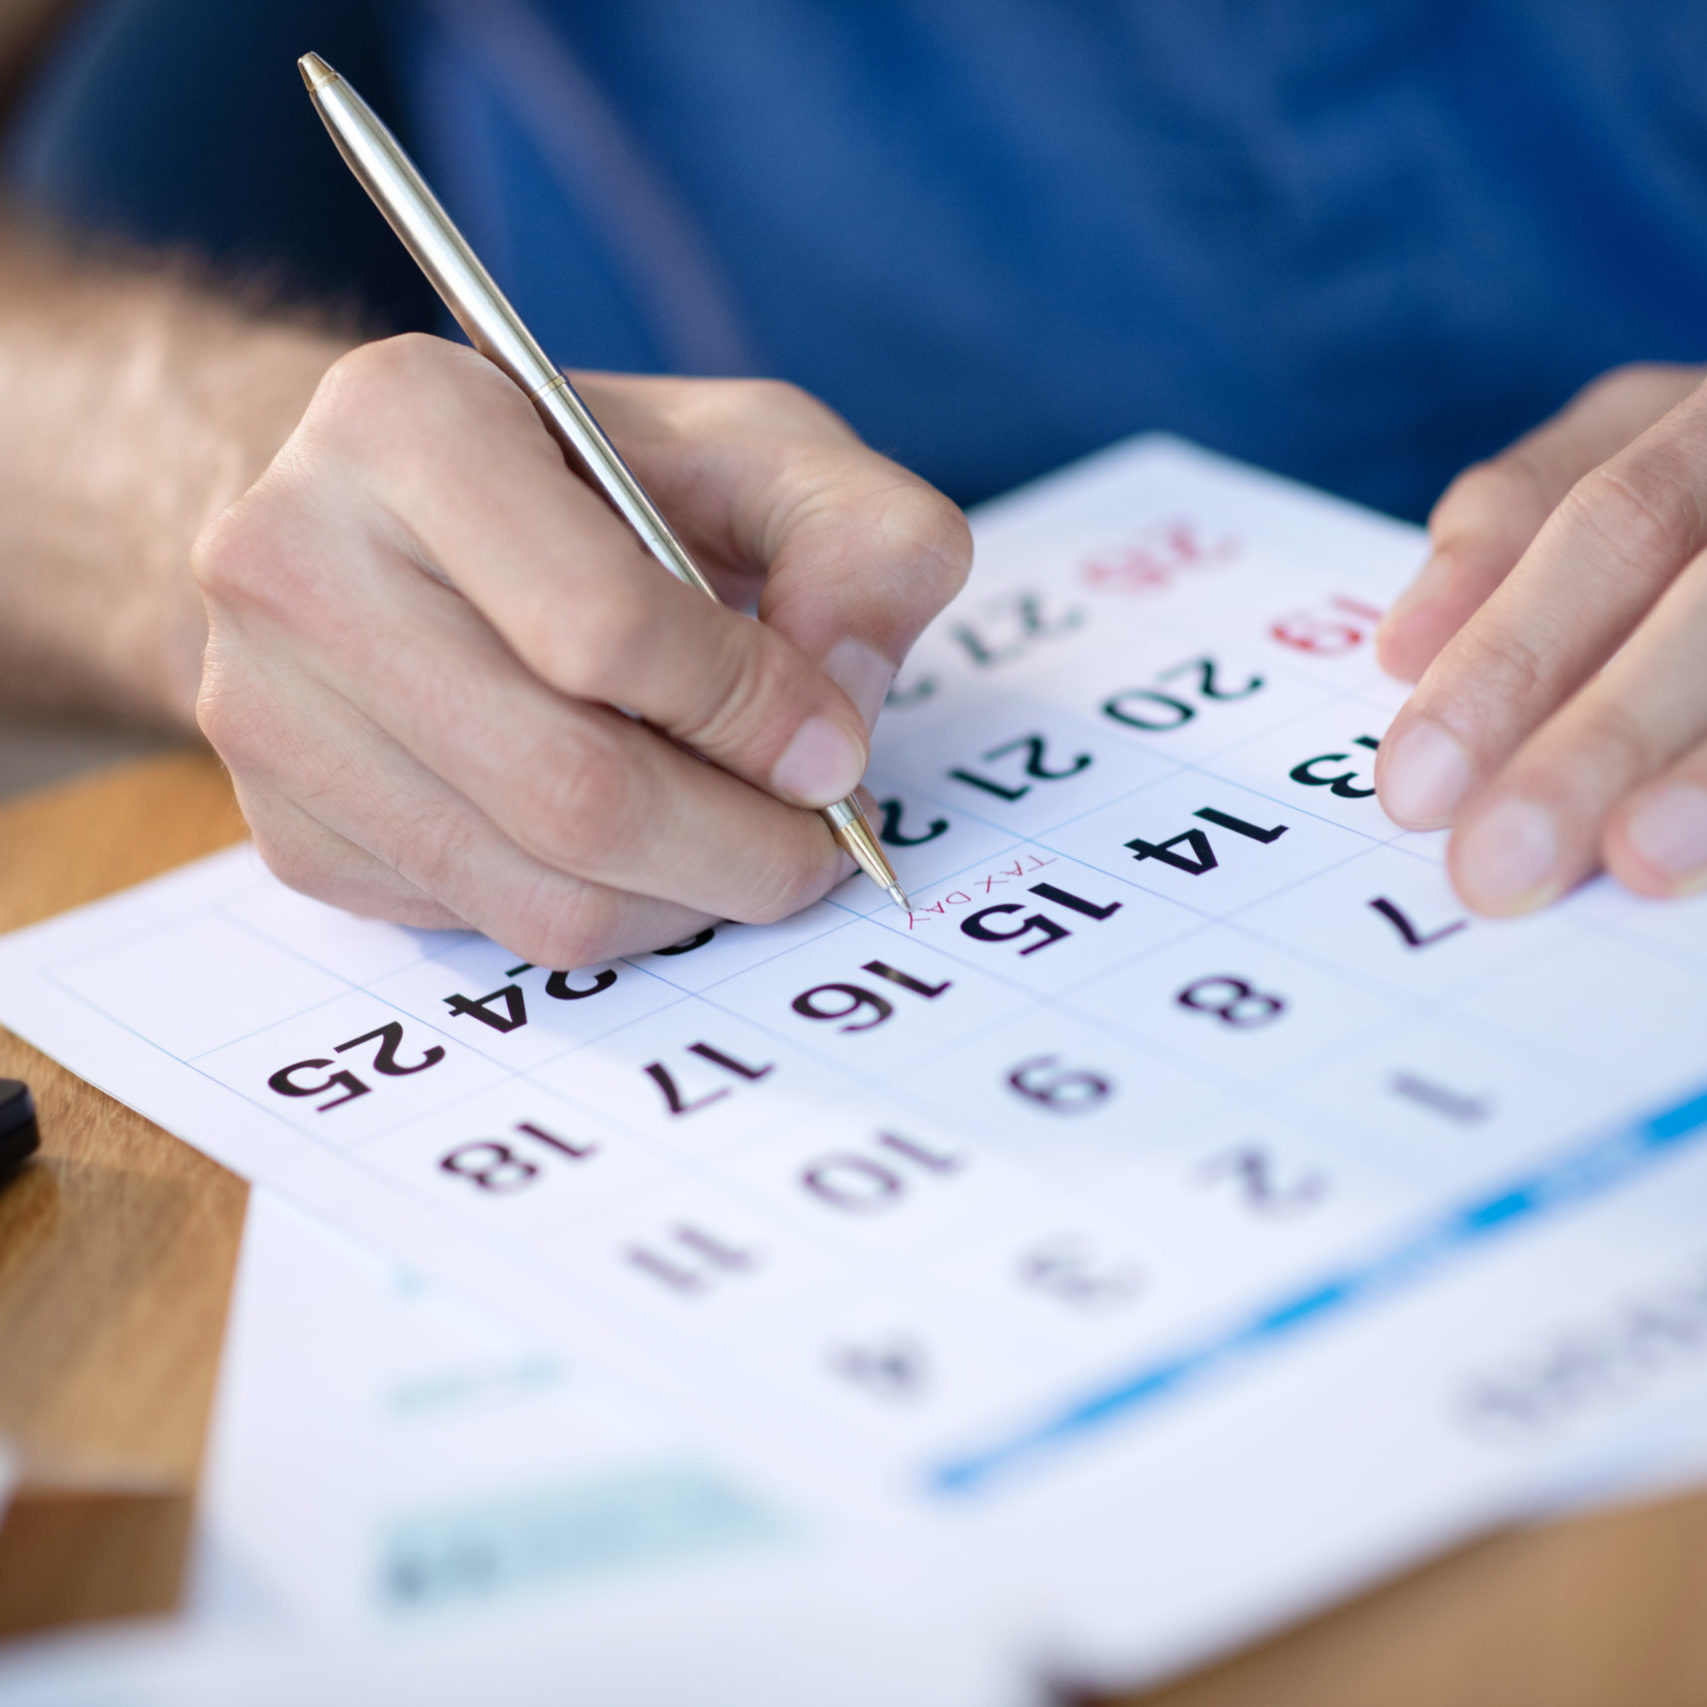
xmin=370 ymin=945 xmax=685 ymax=1071
xmin=878 ymin=694 xmax=1178 ymax=840
xmin=1089 ymin=648 xmax=1337 ymax=765
xmin=703 ymin=918 xmax=1027 ymax=1077
xmin=1201 ymin=705 xmax=1400 ymax=846
xmin=628 ymin=901 xmax=851 ymax=994
xmin=1049 ymin=771 xmax=1370 ymax=914
xmin=222 ymin=878 xmax=440 ymax=985
xmin=899 ymin=1006 xmax=1227 ymax=1187
xmin=54 ymin=911 xmax=356 ymax=1061
xmin=355 ymin=1083 xmax=669 ymax=1238
xmin=1571 ymin=882 xmax=1707 ymax=976
xmin=1066 ymin=924 xmax=1401 ymax=1086
xmin=198 ymin=990 xmax=505 ymax=1148
xmin=1233 ymin=844 xmax=1575 ymax=1000
xmin=530 ymin=1003 xmax=847 ymax=1158
xmin=717 ymin=1103 xmax=1088 ymax=1278
xmin=1457 ymin=935 xmax=1707 ymax=1089
xmin=539 ymin=1176 xmax=843 ymax=1336
xmin=1274 ymin=1016 xmax=1636 ymax=1194
xmin=881 ymin=849 xmax=1201 ymax=994
xmin=834 ymin=776 xmax=1023 ymax=916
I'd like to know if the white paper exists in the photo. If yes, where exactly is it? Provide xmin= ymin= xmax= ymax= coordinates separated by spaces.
xmin=5 ymin=436 xmax=1707 ymax=1692
xmin=0 ymin=1562 xmax=1031 ymax=1707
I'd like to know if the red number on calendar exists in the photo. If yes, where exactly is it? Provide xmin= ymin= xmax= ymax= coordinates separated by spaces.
xmin=1080 ymin=517 xmax=1240 ymax=595
xmin=1268 ymin=593 xmax=1384 ymax=656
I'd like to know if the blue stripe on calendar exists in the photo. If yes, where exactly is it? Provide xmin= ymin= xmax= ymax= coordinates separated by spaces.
xmin=929 ymin=1080 xmax=1707 ymax=1495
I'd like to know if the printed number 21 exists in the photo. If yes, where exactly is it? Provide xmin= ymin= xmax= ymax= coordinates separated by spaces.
xmin=949 ymin=733 xmax=1091 ymax=803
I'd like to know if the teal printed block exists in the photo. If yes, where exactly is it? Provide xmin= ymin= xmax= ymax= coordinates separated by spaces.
xmin=380 ymin=1465 xmax=783 ymax=1611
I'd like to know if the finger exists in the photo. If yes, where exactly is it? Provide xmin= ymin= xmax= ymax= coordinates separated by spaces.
xmin=209 ymin=484 xmax=851 ymax=922
xmin=1444 ymin=550 xmax=1707 ymax=913
xmin=577 ymin=373 xmax=973 ymax=732
xmin=1606 ymin=746 xmax=1707 ymax=901
xmin=200 ymin=651 xmax=716 ymax=964
xmin=303 ymin=339 xmax=874 ymax=811
xmin=1377 ymin=381 xmax=1707 ymax=832
xmin=234 ymin=783 xmax=470 ymax=930
xmin=325 ymin=568 xmax=853 ymax=924
xmin=1378 ymin=365 xmax=1703 ymax=681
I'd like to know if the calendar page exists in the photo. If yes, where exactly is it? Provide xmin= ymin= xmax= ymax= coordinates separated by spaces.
xmin=5 ymin=436 xmax=1707 ymax=1690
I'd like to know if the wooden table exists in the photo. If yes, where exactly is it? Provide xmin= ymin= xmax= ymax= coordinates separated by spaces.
xmin=1 ymin=752 xmax=1705 ymax=1702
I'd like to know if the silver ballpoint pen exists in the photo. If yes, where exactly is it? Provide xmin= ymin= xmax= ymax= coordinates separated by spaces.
xmin=298 ymin=51 xmax=910 ymax=913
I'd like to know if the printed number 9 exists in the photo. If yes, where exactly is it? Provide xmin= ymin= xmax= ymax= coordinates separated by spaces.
xmin=1006 ymin=1054 xmax=1113 ymax=1113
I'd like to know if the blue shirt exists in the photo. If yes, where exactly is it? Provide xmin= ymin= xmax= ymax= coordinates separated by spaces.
xmin=8 ymin=0 xmax=1707 ymax=518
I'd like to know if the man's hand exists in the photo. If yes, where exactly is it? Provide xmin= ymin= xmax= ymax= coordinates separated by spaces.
xmin=1376 ymin=362 xmax=1707 ymax=913
xmin=194 ymin=335 xmax=971 ymax=963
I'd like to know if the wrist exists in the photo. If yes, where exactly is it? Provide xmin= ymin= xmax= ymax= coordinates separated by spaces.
xmin=0 ymin=225 xmax=349 ymax=730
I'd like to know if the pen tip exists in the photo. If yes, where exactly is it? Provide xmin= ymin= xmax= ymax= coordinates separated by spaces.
xmin=887 ymin=883 xmax=913 ymax=915
xmin=298 ymin=51 xmax=335 ymax=92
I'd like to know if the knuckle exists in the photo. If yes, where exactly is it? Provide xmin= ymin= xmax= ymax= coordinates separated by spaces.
xmin=384 ymin=802 xmax=484 ymax=899
xmin=510 ymin=733 xmax=637 ymax=873
xmin=192 ymin=486 xmax=341 ymax=636
xmin=1433 ymin=455 xmax=1550 ymax=535
xmin=1452 ymin=620 xmax=1550 ymax=715
xmin=1567 ymin=456 xmax=1703 ymax=578
xmin=875 ymin=480 xmax=974 ymax=601
xmin=738 ymin=838 xmax=839 ymax=924
xmin=191 ymin=493 xmax=278 ymax=609
xmin=194 ymin=660 xmax=280 ymax=777
xmin=317 ymin=333 xmax=458 ymax=412
xmin=645 ymin=376 xmax=852 ymax=452
xmin=192 ymin=664 xmax=240 ymax=757
xmin=1572 ymin=696 xmax=1664 ymax=792
xmin=488 ymin=881 xmax=616 ymax=970
xmin=311 ymin=333 xmax=537 ymax=464
xmin=729 ymin=377 xmax=837 ymax=433
xmin=250 ymin=832 xmax=326 ymax=901
xmin=677 ymin=622 xmax=793 ymax=757
xmin=189 ymin=500 xmax=253 ymax=605
xmin=525 ymin=577 xmax=655 ymax=696
xmin=249 ymin=820 xmax=351 ymax=908
xmin=309 ymin=335 xmax=433 ymax=437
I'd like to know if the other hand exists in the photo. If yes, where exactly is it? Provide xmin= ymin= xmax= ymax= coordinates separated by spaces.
xmin=1376 ymin=362 xmax=1707 ymax=913
xmin=194 ymin=335 xmax=970 ymax=962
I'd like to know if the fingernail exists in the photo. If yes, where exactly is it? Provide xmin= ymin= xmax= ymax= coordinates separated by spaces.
xmin=1624 ymin=783 xmax=1707 ymax=888
xmin=822 ymin=636 xmax=896 ymax=732
xmin=1380 ymin=719 xmax=1477 ymax=827
xmin=1455 ymin=797 xmax=1560 ymax=913
xmin=772 ymin=715 xmax=866 ymax=807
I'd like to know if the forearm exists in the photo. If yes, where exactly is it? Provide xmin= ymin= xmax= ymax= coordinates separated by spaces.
xmin=0 ymin=215 xmax=349 ymax=727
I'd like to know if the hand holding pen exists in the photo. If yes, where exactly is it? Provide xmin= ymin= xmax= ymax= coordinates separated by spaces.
xmin=189 ymin=59 xmax=969 ymax=964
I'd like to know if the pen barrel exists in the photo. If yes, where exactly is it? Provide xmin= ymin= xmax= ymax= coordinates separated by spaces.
xmin=306 ymin=70 xmax=717 ymax=601
xmin=306 ymin=75 xmax=557 ymax=396
xmin=301 ymin=55 xmax=903 ymax=903
xmin=529 ymin=378 xmax=717 ymax=596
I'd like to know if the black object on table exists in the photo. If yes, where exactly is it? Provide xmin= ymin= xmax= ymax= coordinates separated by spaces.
xmin=0 ymin=1078 xmax=38 ymax=1180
